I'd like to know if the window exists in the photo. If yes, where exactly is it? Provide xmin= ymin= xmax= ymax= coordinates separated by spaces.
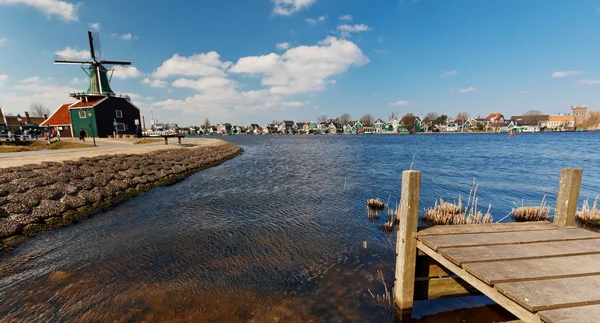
xmin=117 ymin=123 xmax=126 ymax=131
xmin=116 ymin=110 xmax=123 ymax=118
xmin=79 ymin=110 xmax=86 ymax=118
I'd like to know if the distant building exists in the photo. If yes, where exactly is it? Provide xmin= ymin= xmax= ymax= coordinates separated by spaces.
xmin=571 ymin=106 xmax=587 ymax=125
xmin=40 ymin=104 xmax=73 ymax=137
xmin=216 ymin=123 xmax=232 ymax=134
xmin=548 ymin=115 xmax=575 ymax=131
xmin=510 ymin=115 xmax=550 ymax=128
xmin=1 ymin=108 xmax=47 ymax=133
xmin=486 ymin=113 xmax=505 ymax=123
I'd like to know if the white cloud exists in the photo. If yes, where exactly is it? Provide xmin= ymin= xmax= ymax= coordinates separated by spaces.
xmin=337 ymin=24 xmax=371 ymax=37
xmin=440 ymin=70 xmax=457 ymax=77
xmin=276 ymin=42 xmax=290 ymax=50
xmin=112 ymin=33 xmax=137 ymax=41
xmin=153 ymin=37 xmax=367 ymax=121
xmin=89 ymin=22 xmax=100 ymax=30
xmin=54 ymin=46 xmax=90 ymax=60
xmin=390 ymin=100 xmax=410 ymax=106
xmin=339 ymin=14 xmax=352 ymax=21
xmin=21 ymin=76 xmax=41 ymax=83
xmin=306 ymin=15 xmax=326 ymax=25
xmin=272 ymin=0 xmax=316 ymax=16
xmin=230 ymin=36 xmax=369 ymax=95
xmin=0 ymin=74 xmax=7 ymax=86
xmin=373 ymin=49 xmax=387 ymax=54
xmin=577 ymin=79 xmax=600 ymax=85
xmin=552 ymin=70 xmax=581 ymax=78
xmin=69 ymin=77 xmax=87 ymax=84
xmin=518 ymin=90 xmax=529 ymax=94
xmin=0 ymin=78 xmax=78 ymax=115
xmin=0 ymin=0 xmax=80 ymax=21
xmin=111 ymin=65 xmax=143 ymax=79
xmin=0 ymin=37 xmax=7 ymax=46
xmin=458 ymin=86 xmax=476 ymax=93
xmin=142 ymin=78 xmax=167 ymax=88
xmin=152 ymin=52 xmax=231 ymax=78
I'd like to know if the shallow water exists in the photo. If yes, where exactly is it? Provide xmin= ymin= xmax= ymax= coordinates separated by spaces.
xmin=2 ymin=132 xmax=600 ymax=322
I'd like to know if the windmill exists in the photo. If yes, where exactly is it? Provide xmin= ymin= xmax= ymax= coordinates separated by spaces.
xmin=54 ymin=31 xmax=131 ymax=95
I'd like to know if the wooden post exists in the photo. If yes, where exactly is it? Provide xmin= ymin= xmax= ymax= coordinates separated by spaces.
xmin=394 ymin=170 xmax=421 ymax=314
xmin=554 ymin=168 xmax=583 ymax=227
xmin=164 ymin=136 xmax=168 ymax=145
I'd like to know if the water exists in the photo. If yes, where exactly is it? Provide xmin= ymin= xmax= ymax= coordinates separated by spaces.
xmin=1 ymin=133 xmax=600 ymax=322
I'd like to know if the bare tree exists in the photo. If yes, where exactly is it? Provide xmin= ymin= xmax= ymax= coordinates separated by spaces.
xmin=524 ymin=110 xmax=544 ymax=116
xmin=457 ymin=112 xmax=469 ymax=120
xmin=203 ymin=117 xmax=210 ymax=130
xmin=389 ymin=111 xmax=399 ymax=121
xmin=425 ymin=112 xmax=438 ymax=121
xmin=29 ymin=102 xmax=49 ymax=117
xmin=317 ymin=114 xmax=329 ymax=123
xmin=581 ymin=111 xmax=600 ymax=129
xmin=271 ymin=120 xmax=281 ymax=125
xmin=339 ymin=113 xmax=352 ymax=125
xmin=359 ymin=114 xmax=374 ymax=125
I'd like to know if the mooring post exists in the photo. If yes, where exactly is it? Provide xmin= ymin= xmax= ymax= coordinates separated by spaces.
xmin=394 ymin=170 xmax=421 ymax=315
xmin=553 ymin=168 xmax=583 ymax=227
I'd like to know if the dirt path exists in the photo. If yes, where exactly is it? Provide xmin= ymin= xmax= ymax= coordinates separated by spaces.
xmin=0 ymin=138 xmax=228 ymax=169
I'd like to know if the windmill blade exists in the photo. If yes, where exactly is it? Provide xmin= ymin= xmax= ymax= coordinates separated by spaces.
xmin=100 ymin=60 xmax=132 ymax=65
xmin=54 ymin=54 xmax=92 ymax=64
xmin=91 ymin=31 xmax=102 ymax=61
xmin=87 ymin=31 xmax=99 ymax=61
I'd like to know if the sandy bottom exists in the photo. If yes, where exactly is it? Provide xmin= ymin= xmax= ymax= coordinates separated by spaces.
xmin=0 ymin=138 xmax=228 ymax=169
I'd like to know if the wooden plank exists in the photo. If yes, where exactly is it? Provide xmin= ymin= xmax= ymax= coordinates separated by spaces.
xmin=496 ymin=275 xmax=600 ymax=312
xmin=394 ymin=170 xmax=421 ymax=311
xmin=420 ymin=228 xmax=600 ymax=251
xmin=416 ymin=241 xmax=541 ymax=323
xmin=554 ymin=168 xmax=582 ymax=227
xmin=464 ymin=254 xmax=600 ymax=285
xmin=440 ymin=239 xmax=600 ymax=266
xmin=417 ymin=221 xmax=556 ymax=236
xmin=415 ymin=255 xmax=452 ymax=278
xmin=538 ymin=304 xmax=600 ymax=323
xmin=414 ymin=276 xmax=480 ymax=300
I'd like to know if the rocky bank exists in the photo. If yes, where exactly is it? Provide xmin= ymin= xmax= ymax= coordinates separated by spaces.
xmin=0 ymin=141 xmax=242 ymax=249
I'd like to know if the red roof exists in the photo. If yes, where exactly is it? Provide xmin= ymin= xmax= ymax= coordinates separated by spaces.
xmin=69 ymin=100 xmax=101 ymax=108
xmin=486 ymin=113 xmax=504 ymax=121
xmin=40 ymin=103 xmax=72 ymax=126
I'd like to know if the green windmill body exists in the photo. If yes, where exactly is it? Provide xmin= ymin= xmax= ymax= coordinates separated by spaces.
xmin=83 ymin=64 xmax=115 ymax=94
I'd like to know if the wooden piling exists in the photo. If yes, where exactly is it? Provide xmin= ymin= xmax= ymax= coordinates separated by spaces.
xmin=553 ymin=168 xmax=583 ymax=227
xmin=394 ymin=170 xmax=421 ymax=313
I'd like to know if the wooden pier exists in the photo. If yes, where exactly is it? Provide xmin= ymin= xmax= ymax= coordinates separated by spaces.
xmin=394 ymin=168 xmax=600 ymax=322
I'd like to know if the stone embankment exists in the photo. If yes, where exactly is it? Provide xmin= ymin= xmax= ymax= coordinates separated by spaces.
xmin=0 ymin=141 xmax=242 ymax=248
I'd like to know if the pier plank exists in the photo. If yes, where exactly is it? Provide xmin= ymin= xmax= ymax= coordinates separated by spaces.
xmin=464 ymin=254 xmax=600 ymax=284
xmin=537 ymin=304 xmax=600 ymax=323
xmin=417 ymin=222 xmax=556 ymax=236
xmin=440 ymin=239 xmax=600 ymax=266
xmin=495 ymin=275 xmax=600 ymax=312
xmin=416 ymin=241 xmax=541 ymax=322
xmin=420 ymin=228 xmax=600 ymax=251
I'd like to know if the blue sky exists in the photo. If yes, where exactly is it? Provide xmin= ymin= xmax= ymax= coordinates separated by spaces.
xmin=1 ymin=0 xmax=599 ymax=126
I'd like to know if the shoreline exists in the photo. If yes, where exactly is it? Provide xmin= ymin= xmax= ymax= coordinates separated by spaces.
xmin=0 ymin=140 xmax=242 ymax=250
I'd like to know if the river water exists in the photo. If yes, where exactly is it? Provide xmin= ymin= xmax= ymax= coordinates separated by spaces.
xmin=1 ymin=133 xmax=600 ymax=322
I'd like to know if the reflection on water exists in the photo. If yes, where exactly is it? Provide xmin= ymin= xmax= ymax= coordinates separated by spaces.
xmin=2 ymin=133 xmax=600 ymax=322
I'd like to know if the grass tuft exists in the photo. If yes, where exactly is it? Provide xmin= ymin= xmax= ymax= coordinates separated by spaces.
xmin=577 ymin=197 xmax=600 ymax=227
xmin=511 ymin=196 xmax=550 ymax=222
xmin=423 ymin=180 xmax=493 ymax=225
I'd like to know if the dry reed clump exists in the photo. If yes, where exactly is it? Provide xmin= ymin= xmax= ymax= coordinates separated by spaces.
xmin=423 ymin=181 xmax=493 ymax=225
xmin=511 ymin=196 xmax=550 ymax=222
xmin=577 ymin=197 xmax=600 ymax=227
xmin=367 ymin=198 xmax=385 ymax=210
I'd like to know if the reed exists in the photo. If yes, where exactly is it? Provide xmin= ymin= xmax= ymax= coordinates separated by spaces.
xmin=423 ymin=180 xmax=494 ymax=225
xmin=577 ymin=197 xmax=600 ymax=227
xmin=511 ymin=196 xmax=550 ymax=222
xmin=367 ymin=198 xmax=385 ymax=210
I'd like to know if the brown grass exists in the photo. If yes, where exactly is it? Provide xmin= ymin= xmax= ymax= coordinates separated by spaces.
xmin=367 ymin=198 xmax=385 ymax=210
xmin=0 ymin=140 xmax=92 ymax=153
xmin=577 ymin=197 xmax=600 ymax=227
xmin=511 ymin=196 xmax=550 ymax=222
xmin=134 ymin=138 xmax=163 ymax=144
xmin=423 ymin=181 xmax=493 ymax=225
